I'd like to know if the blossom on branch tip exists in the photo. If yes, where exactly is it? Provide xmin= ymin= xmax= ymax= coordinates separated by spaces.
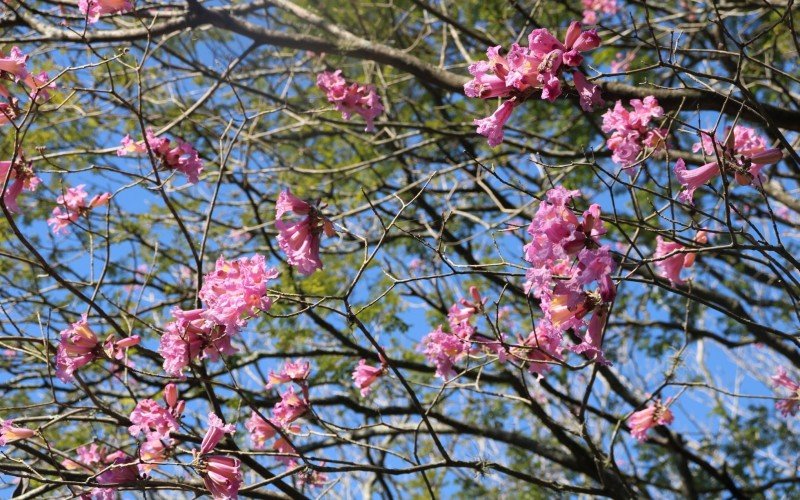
xmin=200 ymin=413 xmax=235 ymax=455
xmin=316 ymin=70 xmax=384 ymax=132
xmin=772 ymin=367 xmax=800 ymax=417
xmin=275 ymin=189 xmax=335 ymax=276
xmin=128 ymin=399 xmax=180 ymax=440
xmin=266 ymin=359 xmax=311 ymax=389
xmin=47 ymin=185 xmax=111 ymax=235
xmin=0 ymin=419 xmax=35 ymax=446
xmin=159 ymin=308 xmax=235 ymax=377
xmin=352 ymin=358 xmax=387 ymax=397
xmin=245 ymin=412 xmax=280 ymax=449
xmin=572 ymin=70 xmax=604 ymax=112
xmin=601 ymin=97 xmax=666 ymax=169
xmin=55 ymin=315 xmax=99 ymax=382
xmin=581 ymin=0 xmax=618 ymax=24
xmin=200 ymin=455 xmax=242 ymax=500
xmin=79 ymin=0 xmax=134 ymax=24
xmin=272 ymin=387 xmax=309 ymax=426
xmin=0 ymin=153 xmax=40 ymax=213
xmin=628 ymin=399 xmax=674 ymax=442
xmin=117 ymin=128 xmax=203 ymax=184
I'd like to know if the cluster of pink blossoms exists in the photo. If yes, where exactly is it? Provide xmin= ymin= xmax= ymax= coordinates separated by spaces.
xmin=316 ymin=70 xmax=384 ymax=132
xmin=627 ymin=399 xmax=675 ymax=442
xmin=62 ymin=446 xmax=139 ymax=499
xmin=159 ymin=254 xmax=278 ymax=376
xmin=523 ymin=187 xmax=616 ymax=367
xmin=193 ymin=413 xmax=241 ymax=499
xmin=54 ymin=314 xmax=140 ymax=383
xmin=653 ymin=231 xmax=707 ymax=285
xmin=675 ymin=125 xmax=782 ymax=204
xmin=0 ymin=46 xmax=56 ymax=102
xmin=117 ymin=128 xmax=204 ymax=184
xmin=275 ymin=189 xmax=336 ymax=276
xmin=420 ymin=287 xmax=510 ymax=378
xmin=601 ymin=97 xmax=667 ymax=169
xmin=47 ymin=185 xmax=111 ymax=235
xmin=0 ymin=152 xmax=40 ymax=213
xmin=245 ymin=360 xmax=327 ymax=487
xmin=464 ymin=22 xmax=602 ymax=146
xmin=128 ymin=384 xmax=184 ymax=457
xmin=582 ymin=0 xmax=618 ymax=24
xmin=771 ymin=367 xmax=800 ymax=417
xmin=78 ymin=0 xmax=133 ymax=24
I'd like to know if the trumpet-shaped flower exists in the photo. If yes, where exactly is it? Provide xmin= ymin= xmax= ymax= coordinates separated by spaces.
xmin=352 ymin=359 xmax=387 ymax=397
xmin=275 ymin=189 xmax=335 ymax=276
xmin=117 ymin=128 xmax=203 ymax=183
xmin=200 ymin=455 xmax=242 ymax=500
xmin=771 ymin=367 xmax=800 ymax=417
xmin=628 ymin=399 xmax=674 ymax=442
xmin=55 ymin=315 xmax=100 ymax=382
xmin=317 ymin=70 xmax=384 ymax=132
xmin=79 ymin=0 xmax=134 ymax=24
xmin=0 ymin=419 xmax=35 ymax=446
xmin=128 ymin=399 xmax=180 ymax=440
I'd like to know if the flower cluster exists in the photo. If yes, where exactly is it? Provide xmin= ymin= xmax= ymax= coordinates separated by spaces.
xmin=523 ymin=187 xmax=616 ymax=366
xmin=653 ymin=231 xmax=707 ymax=285
xmin=79 ymin=0 xmax=133 ymax=24
xmin=0 ymin=152 xmax=40 ymax=213
xmin=275 ymin=189 xmax=336 ymax=276
xmin=627 ymin=399 xmax=674 ymax=442
xmin=316 ymin=70 xmax=384 ymax=132
xmin=195 ymin=413 xmax=241 ymax=500
xmin=0 ymin=46 xmax=56 ymax=102
xmin=601 ymin=97 xmax=666 ymax=169
xmin=675 ymin=125 xmax=782 ymax=204
xmin=47 ymin=185 xmax=111 ymax=235
xmin=117 ymin=128 xmax=203 ymax=184
xmin=160 ymin=255 xmax=278 ymax=376
xmin=464 ymin=22 xmax=602 ymax=146
xmin=420 ymin=287 xmax=509 ymax=378
xmin=55 ymin=315 xmax=139 ymax=383
xmin=771 ymin=367 xmax=800 ymax=417
xmin=246 ymin=360 xmax=326 ymax=486
xmin=582 ymin=0 xmax=618 ymax=24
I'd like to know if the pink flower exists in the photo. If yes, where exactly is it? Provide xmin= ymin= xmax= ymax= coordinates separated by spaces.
xmin=582 ymin=0 xmax=618 ymax=24
xmin=96 ymin=453 xmax=138 ymax=487
xmin=653 ymin=236 xmax=696 ymax=285
xmin=117 ymin=129 xmax=203 ymax=183
xmin=200 ymin=413 xmax=236 ymax=455
xmin=628 ymin=399 xmax=674 ymax=442
xmin=275 ymin=190 xmax=335 ymax=276
xmin=674 ymin=159 xmax=720 ymax=205
xmin=47 ymin=185 xmax=111 ymax=235
xmin=138 ymin=434 xmax=170 ymax=474
xmin=352 ymin=359 xmax=387 ymax=397
xmin=266 ymin=359 xmax=311 ymax=389
xmin=55 ymin=315 xmax=100 ymax=382
xmin=128 ymin=399 xmax=180 ymax=440
xmin=514 ymin=326 xmax=563 ymax=376
xmin=772 ymin=367 xmax=800 ymax=417
xmin=159 ymin=307 xmax=236 ymax=377
xmin=474 ymin=98 xmax=517 ymax=147
xmin=199 ymin=255 xmax=279 ymax=330
xmin=419 ymin=325 xmax=472 ymax=379
xmin=245 ymin=412 xmax=280 ymax=449
xmin=62 ymin=444 xmax=106 ymax=471
xmin=78 ymin=0 xmax=134 ymax=24
xmin=0 ymin=419 xmax=35 ymax=446
xmin=272 ymin=434 xmax=299 ymax=466
xmin=272 ymin=387 xmax=309 ymax=426
xmin=0 ymin=154 xmax=40 ymax=213
xmin=689 ymin=125 xmax=781 ymax=189
xmin=601 ymin=97 xmax=666 ymax=168
xmin=200 ymin=455 xmax=242 ymax=500
xmin=572 ymin=70 xmax=604 ymax=112
xmin=317 ymin=70 xmax=384 ymax=132
xmin=0 ymin=47 xmax=29 ymax=82
xmin=610 ymin=51 xmax=635 ymax=73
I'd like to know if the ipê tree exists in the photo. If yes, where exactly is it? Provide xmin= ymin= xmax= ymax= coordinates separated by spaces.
xmin=0 ymin=0 xmax=798 ymax=498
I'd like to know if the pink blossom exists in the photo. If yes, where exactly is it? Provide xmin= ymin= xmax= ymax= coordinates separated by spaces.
xmin=199 ymin=255 xmax=279 ymax=330
xmin=514 ymin=326 xmax=563 ymax=376
xmin=674 ymin=159 xmax=720 ymax=205
xmin=275 ymin=189 xmax=335 ymax=276
xmin=272 ymin=387 xmax=309 ymax=426
xmin=62 ymin=444 xmax=106 ymax=471
xmin=582 ymin=0 xmax=618 ymax=24
xmin=0 ymin=419 xmax=35 ymax=446
xmin=572 ymin=70 xmax=604 ymax=112
xmin=771 ymin=367 xmax=800 ymax=417
xmin=266 ymin=359 xmax=311 ymax=389
xmin=96 ymin=453 xmax=138 ymax=487
xmin=139 ymin=435 xmax=169 ymax=474
xmin=0 ymin=47 xmax=29 ymax=82
xmin=316 ymin=70 xmax=384 ymax=132
xmin=474 ymin=98 xmax=517 ymax=147
xmin=200 ymin=455 xmax=242 ymax=500
xmin=273 ymin=434 xmax=299 ymax=466
xmin=653 ymin=236 xmax=698 ymax=285
xmin=601 ymin=97 xmax=666 ymax=169
xmin=55 ymin=315 xmax=100 ymax=382
xmin=419 ymin=325 xmax=472 ymax=379
xmin=78 ymin=0 xmax=134 ymax=24
xmin=610 ymin=51 xmax=635 ymax=73
xmin=159 ymin=307 xmax=236 ymax=377
xmin=628 ymin=399 xmax=674 ymax=442
xmin=0 ymin=154 xmax=40 ymax=213
xmin=465 ymin=22 xmax=602 ymax=145
xmin=245 ymin=412 xmax=280 ymax=449
xmin=200 ymin=413 xmax=236 ymax=455
xmin=128 ymin=399 xmax=180 ymax=440
xmin=352 ymin=359 xmax=386 ymax=397
xmin=47 ymin=185 xmax=111 ymax=235
xmin=117 ymin=128 xmax=203 ymax=183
